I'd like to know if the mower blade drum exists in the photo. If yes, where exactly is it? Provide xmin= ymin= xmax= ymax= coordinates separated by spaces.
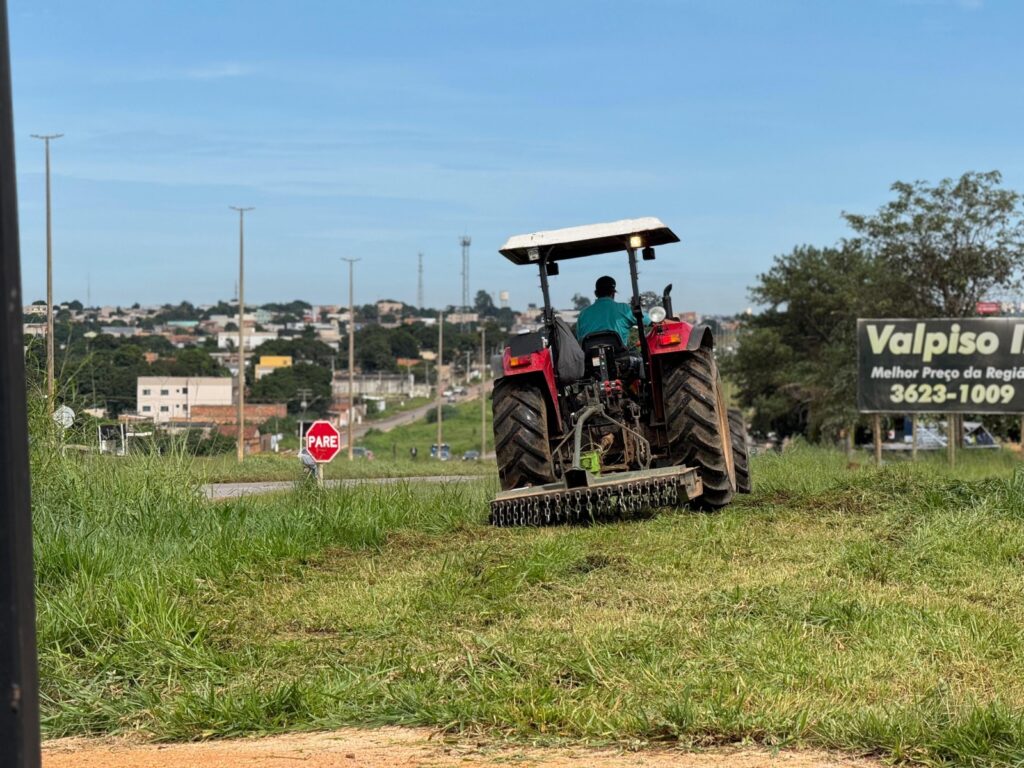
xmin=489 ymin=465 xmax=702 ymax=527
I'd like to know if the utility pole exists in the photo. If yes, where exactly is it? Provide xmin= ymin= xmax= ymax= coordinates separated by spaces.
xmin=480 ymin=326 xmax=486 ymax=458
xmin=417 ymin=252 xmax=423 ymax=308
xmin=460 ymin=235 xmax=471 ymax=331
xmin=30 ymin=132 xmax=61 ymax=405
xmin=342 ymin=258 xmax=360 ymax=460
xmin=436 ymin=311 xmax=444 ymax=454
xmin=3 ymin=2 xmax=43 ymax=762
xmin=230 ymin=206 xmax=253 ymax=463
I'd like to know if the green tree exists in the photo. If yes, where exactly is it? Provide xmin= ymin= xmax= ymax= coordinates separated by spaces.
xmin=474 ymin=290 xmax=497 ymax=317
xmin=572 ymin=293 xmax=591 ymax=311
xmin=250 ymin=363 xmax=332 ymax=415
xmin=843 ymin=171 xmax=1024 ymax=317
xmin=724 ymin=245 xmax=905 ymax=439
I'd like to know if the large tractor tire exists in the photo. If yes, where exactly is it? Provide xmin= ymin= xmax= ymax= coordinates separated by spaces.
xmin=492 ymin=377 xmax=558 ymax=491
xmin=728 ymin=408 xmax=752 ymax=494
xmin=661 ymin=346 xmax=736 ymax=509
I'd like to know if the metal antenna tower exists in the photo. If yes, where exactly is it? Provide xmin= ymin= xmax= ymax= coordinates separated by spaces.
xmin=459 ymin=235 xmax=471 ymax=329
xmin=417 ymin=252 xmax=424 ymax=308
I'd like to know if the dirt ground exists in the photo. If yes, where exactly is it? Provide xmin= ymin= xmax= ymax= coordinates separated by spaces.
xmin=43 ymin=726 xmax=882 ymax=768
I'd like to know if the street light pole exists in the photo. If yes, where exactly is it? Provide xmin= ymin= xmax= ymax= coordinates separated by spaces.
xmin=30 ymin=132 xmax=61 ymax=405
xmin=230 ymin=206 xmax=253 ymax=463
xmin=342 ymin=258 xmax=360 ymax=460
xmin=436 ymin=311 xmax=443 ymax=455
xmin=480 ymin=326 xmax=487 ymax=458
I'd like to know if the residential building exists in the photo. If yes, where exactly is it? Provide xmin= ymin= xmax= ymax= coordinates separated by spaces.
xmin=331 ymin=371 xmax=430 ymax=399
xmin=445 ymin=311 xmax=479 ymax=325
xmin=136 ymin=376 xmax=233 ymax=423
xmin=255 ymin=355 xmax=293 ymax=381
xmin=217 ymin=330 xmax=278 ymax=351
xmin=101 ymin=326 xmax=140 ymax=338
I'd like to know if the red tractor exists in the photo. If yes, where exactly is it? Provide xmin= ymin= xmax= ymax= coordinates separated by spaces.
xmin=490 ymin=218 xmax=750 ymax=526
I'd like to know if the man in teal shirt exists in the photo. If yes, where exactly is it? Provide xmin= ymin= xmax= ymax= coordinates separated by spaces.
xmin=576 ymin=275 xmax=648 ymax=347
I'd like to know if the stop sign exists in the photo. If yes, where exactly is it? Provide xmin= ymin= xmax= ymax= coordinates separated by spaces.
xmin=305 ymin=420 xmax=342 ymax=463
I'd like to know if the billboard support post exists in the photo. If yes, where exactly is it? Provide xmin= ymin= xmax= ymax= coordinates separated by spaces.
xmin=947 ymin=415 xmax=957 ymax=468
xmin=872 ymin=414 xmax=882 ymax=467
xmin=911 ymin=414 xmax=918 ymax=461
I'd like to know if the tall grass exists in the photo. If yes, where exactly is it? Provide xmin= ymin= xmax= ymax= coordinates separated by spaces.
xmin=32 ymin=418 xmax=1024 ymax=765
xmin=31 ymin=414 xmax=487 ymax=736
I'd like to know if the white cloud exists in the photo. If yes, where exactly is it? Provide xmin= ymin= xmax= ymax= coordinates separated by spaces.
xmin=93 ymin=62 xmax=256 ymax=84
xmin=181 ymin=63 xmax=254 ymax=80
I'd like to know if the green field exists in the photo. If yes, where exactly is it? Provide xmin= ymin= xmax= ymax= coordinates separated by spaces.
xmin=32 ymin=434 xmax=1024 ymax=765
xmin=361 ymin=398 xmax=490 ymax=459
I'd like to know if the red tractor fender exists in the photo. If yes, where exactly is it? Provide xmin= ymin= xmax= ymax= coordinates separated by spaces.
xmin=646 ymin=322 xmax=716 ymax=426
xmin=500 ymin=347 xmax=563 ymax=432
xmin=646 ymin=320 xmax=714 ymax=357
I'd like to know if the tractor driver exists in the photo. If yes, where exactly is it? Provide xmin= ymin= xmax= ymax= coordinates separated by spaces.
xmin=575 ymin=275 xmax=648 ymax=348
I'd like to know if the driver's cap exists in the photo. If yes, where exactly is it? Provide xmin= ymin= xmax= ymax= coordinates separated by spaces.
xmin=595 ymin=275 xmax=616 ymax=296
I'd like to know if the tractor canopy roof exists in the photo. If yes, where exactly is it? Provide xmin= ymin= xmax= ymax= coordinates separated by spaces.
xmin=499 ymin=217 xmax=679 ymax=265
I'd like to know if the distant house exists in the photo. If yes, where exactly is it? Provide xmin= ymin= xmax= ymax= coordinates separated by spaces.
xmin=216 ymin=330 xmax=277 ymax=351
xmin=136 ymin=376 xmax=232 ymax=423
xmin=445 ymin=311 xmax=479 ymax=325
xmin=101 ymin=326 xmax=140 ymax=338
xmin=255 ymin=355 xmax=293 ymax=381
xmin=376 ymin=296 xmax=403 ymax=315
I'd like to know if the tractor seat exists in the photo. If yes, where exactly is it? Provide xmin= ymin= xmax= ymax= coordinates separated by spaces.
xmin=581 ymin=331 xmax=645 ymax=383
xmin=580 ymin=331 xmax=626 ymax=381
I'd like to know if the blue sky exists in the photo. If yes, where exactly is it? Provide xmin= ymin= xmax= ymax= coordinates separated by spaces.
xmin=9 ymin=0 xmax=1023 ymax=313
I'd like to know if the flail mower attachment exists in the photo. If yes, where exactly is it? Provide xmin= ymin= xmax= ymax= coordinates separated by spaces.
xmin=489 ymin=464 xmax=702 ymax=527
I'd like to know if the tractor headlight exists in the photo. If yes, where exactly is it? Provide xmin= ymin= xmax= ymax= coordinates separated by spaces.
xmin=648 ymin=306 xmax=667 ymax=323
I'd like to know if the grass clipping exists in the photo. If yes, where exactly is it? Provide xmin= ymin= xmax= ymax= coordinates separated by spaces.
xmin=32 ymin=432 xmax=1024 ymax=766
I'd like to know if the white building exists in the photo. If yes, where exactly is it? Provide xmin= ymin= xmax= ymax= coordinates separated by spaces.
xmin=137 ymin=376 xmax=233 ymax=423
xmin=216 ymin=330 xmax=278 ymax=351
xmin=331 ymin=372 xmax=430 ymax=398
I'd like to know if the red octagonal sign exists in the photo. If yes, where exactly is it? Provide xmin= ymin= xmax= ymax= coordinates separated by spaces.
xmin=305 ymin=420 xmax=342 ymax=463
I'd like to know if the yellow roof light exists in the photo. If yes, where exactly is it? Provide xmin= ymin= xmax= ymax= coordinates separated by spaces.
xmin=629 ymin=234 xmax=644 ymax=249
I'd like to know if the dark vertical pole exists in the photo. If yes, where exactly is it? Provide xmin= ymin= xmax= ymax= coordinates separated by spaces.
xmin=0 ymin=1 xmax=43 ymax=765
xmin=872 ymin=413 xmax=882 ymax=467
xmin=626 ymin=246 xmax=652 ymax=380
xmin=947 ymin=414 xmax=957 ymax=468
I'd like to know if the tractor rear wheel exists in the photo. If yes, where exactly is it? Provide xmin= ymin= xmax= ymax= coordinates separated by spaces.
xmin=662 ymin=347 xmax=735 ymax=509
xmin=493 ymin=377 xmax=557 ymax=491
xmin=728 ymin=408 xmax=752 ymax=494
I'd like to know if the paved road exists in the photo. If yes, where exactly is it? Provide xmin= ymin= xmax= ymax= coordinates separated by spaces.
xmin=351 ymin=381 xmax=493 ymax=441
xmin=204 ymin=474 xmax=485 ymax=500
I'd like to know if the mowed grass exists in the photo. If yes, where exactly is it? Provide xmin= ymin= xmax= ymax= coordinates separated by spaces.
xmin=33 ymin=441 xmax=1024 ymax=766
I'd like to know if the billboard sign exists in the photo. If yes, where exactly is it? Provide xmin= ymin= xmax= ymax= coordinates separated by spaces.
xmin=857 ymin=318 xmax=1024 ymax=413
